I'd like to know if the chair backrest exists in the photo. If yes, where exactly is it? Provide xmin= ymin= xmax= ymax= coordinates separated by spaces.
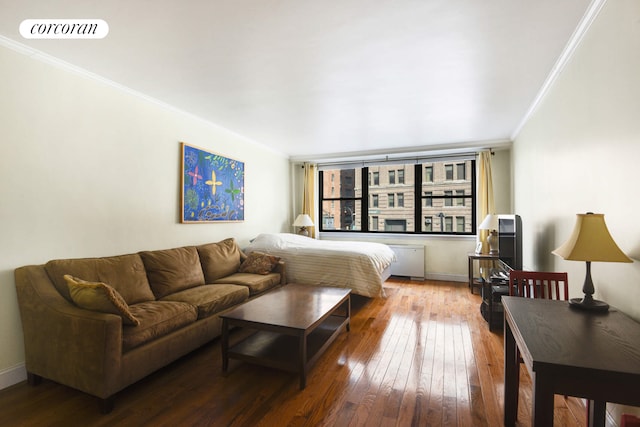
xmin=508 ymin=270 xmax=569 ymax=301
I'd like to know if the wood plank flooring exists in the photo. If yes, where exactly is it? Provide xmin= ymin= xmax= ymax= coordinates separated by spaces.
xmin=0 ymin=279 xmax=587 ymax=426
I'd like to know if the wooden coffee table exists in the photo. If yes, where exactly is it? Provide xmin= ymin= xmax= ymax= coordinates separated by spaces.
xmin=220 ymin=284 xmax=351 ymax=389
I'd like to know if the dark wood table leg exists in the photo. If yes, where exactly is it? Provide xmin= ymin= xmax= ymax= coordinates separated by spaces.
xmin=299 ymin=333 xmax=307 ymax=389
xmin=532 ymin=374 xmax=554 ymax=426
xmin=468 ymin=257 xmax=473 ymax=293
xmin=346 ymin=296 xmax=351 ymax=332
xmin=221 ymin=318 xmax=229 ymax=372
xmin=588 ymin=400 xmax=606 ymax=427
xmin=504 ymin=318 xmax=519 ymax=426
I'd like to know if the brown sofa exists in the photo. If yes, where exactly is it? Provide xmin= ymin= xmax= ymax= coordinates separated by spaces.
xmin=14 ymin=238 xmax=285 ymax=412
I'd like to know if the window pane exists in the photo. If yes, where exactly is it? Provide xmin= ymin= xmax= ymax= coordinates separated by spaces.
xmin=389 ymin=170 xmax=395 ymax=184
xmin=322 ymin=169 xmax=358 ymax=197
xmin=456 ymin=163 xmax=465 ymax=180
xmin=321 ymin=200 xmax=361 ymax=230
xmin=397 ymin=193 xmax=404 ymax=207
xmin=388 ymin=193 xmax=394 ymax=208
xmin=398 ymin=169 xmax=405 ymax=184
xmin=372 ymin=194 xmax=379 ymax=207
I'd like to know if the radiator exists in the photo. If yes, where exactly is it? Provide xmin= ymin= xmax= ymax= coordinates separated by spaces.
xmin=388 ymin=245 xmax=425 ymax=281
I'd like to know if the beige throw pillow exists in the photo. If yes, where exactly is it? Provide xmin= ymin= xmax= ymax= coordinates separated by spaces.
xmin=238 ymin=252 xmax=280 ymax=275
xmin=64 ymin=275 xmax=140 ymax=326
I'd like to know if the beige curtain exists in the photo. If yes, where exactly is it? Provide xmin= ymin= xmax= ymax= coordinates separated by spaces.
xmin=478 ymin=151 xmax=495 ymax=254
xmin=302 ymin=163 xmax=317 ymax=238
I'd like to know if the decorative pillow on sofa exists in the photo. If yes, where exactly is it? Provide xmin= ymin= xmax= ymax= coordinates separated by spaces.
xmin=139 ymin=246 xmax=205 ymax=299
xmin=64 ymin=275 xmax=140 ymax=326
xmin=238 ymin=251 xmax=280 ymax=275
xmin=197 ymin=238 xmax=242 ymax=282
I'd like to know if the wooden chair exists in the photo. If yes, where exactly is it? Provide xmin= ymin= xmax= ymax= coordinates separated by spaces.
xmin=508 ymin=270 xmax=569 ymax=301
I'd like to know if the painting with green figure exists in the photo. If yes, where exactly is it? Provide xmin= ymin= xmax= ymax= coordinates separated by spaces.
xmin=180 ymin=142 xmax=244 ymax=222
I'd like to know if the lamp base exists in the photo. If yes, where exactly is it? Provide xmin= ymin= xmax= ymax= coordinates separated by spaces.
xmin=297 ymin=227 xmax=309 ymax=237
xmin=569 ymin=297 xmax=609 ymax=312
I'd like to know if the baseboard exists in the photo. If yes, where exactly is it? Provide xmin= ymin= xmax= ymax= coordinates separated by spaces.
xmin=0 ymin=363 xmax=27 ymax=390
xmin=425 ymin=273 xmax=467 ymax=283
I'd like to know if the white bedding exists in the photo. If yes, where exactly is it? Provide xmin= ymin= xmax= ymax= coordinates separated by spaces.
xmin=244 ymin=233 xmax=396 ymax=298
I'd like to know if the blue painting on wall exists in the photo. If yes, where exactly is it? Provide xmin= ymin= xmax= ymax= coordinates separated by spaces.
xmin=181 ymin=142 xmax=244 ymax=222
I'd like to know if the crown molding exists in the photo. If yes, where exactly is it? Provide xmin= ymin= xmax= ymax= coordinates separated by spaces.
xmin=511 ymin=0 xmax=608 ymax=140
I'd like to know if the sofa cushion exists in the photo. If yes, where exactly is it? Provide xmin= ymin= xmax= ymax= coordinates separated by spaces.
xmin=139 ymin=246 xmax=205 ymax=299
xmin=213 ymin=273 xmax=281 ymax=296
xmin=161 ymin=284 xmax=249 ymax=319
xmin=64 ymin=275 xmax=140 ymax=326
xmin=45 ymin=254 xmax=155 ymax=305
xmin=238 ymin=251 xmax=281 ymax=275
xmin=123 ymin=301 xmax=198 ymax=352
xmin=197 ymin=238 xmax=242 ymax=282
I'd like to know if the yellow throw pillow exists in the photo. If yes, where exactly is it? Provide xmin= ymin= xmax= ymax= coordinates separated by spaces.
xmin=238 ymin=251 xmax=280 ymax=275
xmin=64 ymin=275 xmax=140 ymax=326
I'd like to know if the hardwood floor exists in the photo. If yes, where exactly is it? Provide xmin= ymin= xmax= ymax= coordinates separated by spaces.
xmin=0 ymin=279 xmax=586 ymax=426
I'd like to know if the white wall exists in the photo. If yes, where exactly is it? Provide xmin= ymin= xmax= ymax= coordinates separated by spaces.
xmin=513 ymin=0 xmax=640 ymax=421
xmin=0 ymin=45 xmax=291 ymax=387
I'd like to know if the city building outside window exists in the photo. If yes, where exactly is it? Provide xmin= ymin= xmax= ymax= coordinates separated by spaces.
xmin=389 ymin=170 xmax=395 ymax=185
xmin=397 ymin=193 xmax=404 ymax=207
xmin=388 ymin=193 xmax=395 ymax=208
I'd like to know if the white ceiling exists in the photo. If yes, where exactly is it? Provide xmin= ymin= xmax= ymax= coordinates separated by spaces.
xmin=0 ymin=0 xmax=594 ymax=159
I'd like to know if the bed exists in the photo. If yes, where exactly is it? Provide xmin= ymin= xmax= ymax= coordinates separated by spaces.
xmin=244 ymin=233 xmax=396 ymax=298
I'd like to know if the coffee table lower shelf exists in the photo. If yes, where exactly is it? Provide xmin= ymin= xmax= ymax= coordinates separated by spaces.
xmin=224 ymin=315 xmax=348 ymax=389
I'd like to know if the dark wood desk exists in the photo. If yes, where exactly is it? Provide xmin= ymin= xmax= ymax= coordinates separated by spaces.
xmin=503 ymin=297 xmax=640 ymax=427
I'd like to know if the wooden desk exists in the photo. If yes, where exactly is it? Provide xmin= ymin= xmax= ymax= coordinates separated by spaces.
xmin=503 ymin=297 xmax=640 ymax=427
xmin=467 ymin=253 xmax=499 ymax=294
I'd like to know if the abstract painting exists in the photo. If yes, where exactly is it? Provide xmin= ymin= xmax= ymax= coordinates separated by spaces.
xmin=181 ymin=142 xmax=244 ymax=222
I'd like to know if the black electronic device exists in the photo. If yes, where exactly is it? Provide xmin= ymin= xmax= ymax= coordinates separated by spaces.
xmin=498 ymin=214 xmax=522 ymax=270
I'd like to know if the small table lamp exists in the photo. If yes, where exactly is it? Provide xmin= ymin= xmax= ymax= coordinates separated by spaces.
xmin=479 ymin=214 xmax=499 ymax=254
xmin=293 ymin=214 xmax=314 ymax=237
xmin=552 ymin=212 xmax=632 ymax=311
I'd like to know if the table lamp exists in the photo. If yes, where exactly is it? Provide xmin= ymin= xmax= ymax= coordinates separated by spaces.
xmin=552 ymin=212 xmax=632 ymax=311
xmin=479 ymin=214 xmax=499 ymax=254
xmin=293 ymin=214 xmax=314 ymax=237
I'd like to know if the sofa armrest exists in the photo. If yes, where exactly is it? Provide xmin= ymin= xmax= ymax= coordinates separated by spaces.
xmin=15 ymin=265 xmax=122 ymax=398
xmin=273 ymin=260 xmax=286 ymax=285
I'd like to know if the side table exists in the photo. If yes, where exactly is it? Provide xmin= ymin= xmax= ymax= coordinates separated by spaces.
xmin=467 ymin=253 xmax=499 ymax=294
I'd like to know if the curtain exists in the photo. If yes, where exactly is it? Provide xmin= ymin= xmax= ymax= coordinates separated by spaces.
xmin=478 ymin=151 xmax=495 ymax=254
xmin=302 ymin=163 xmax=317 ymax=238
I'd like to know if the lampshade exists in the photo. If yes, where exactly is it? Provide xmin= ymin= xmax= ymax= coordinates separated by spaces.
xmin=552 ymin=213 xmax=632 ymax=263
xmin=552 ymin=212 xmax=632 ymax=312
xmin=479 ymin=214 xmax=499 ymax=230
xmin=293 ymin=214 xmax=314 ymax=227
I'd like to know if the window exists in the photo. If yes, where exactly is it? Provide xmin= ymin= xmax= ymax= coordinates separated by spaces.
xmin=424 ymin=166 xmax=433 ymax=182
xmin=424 ymin=191 xmax=432 ymax=207
xmin=444 ymin=190 xmax=453 ymax=207
xmin=371 ymin=171 xmax=379 ymax=186
xmin=445 ymin=164 xmax=454 ymax=180
xmin=319 ymin=158 xmax=475 ymax=234
xmin=444 ymin=216 xmax=453 ymax=232
xmin=385 ymin=219 xmax=406 ymax=232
